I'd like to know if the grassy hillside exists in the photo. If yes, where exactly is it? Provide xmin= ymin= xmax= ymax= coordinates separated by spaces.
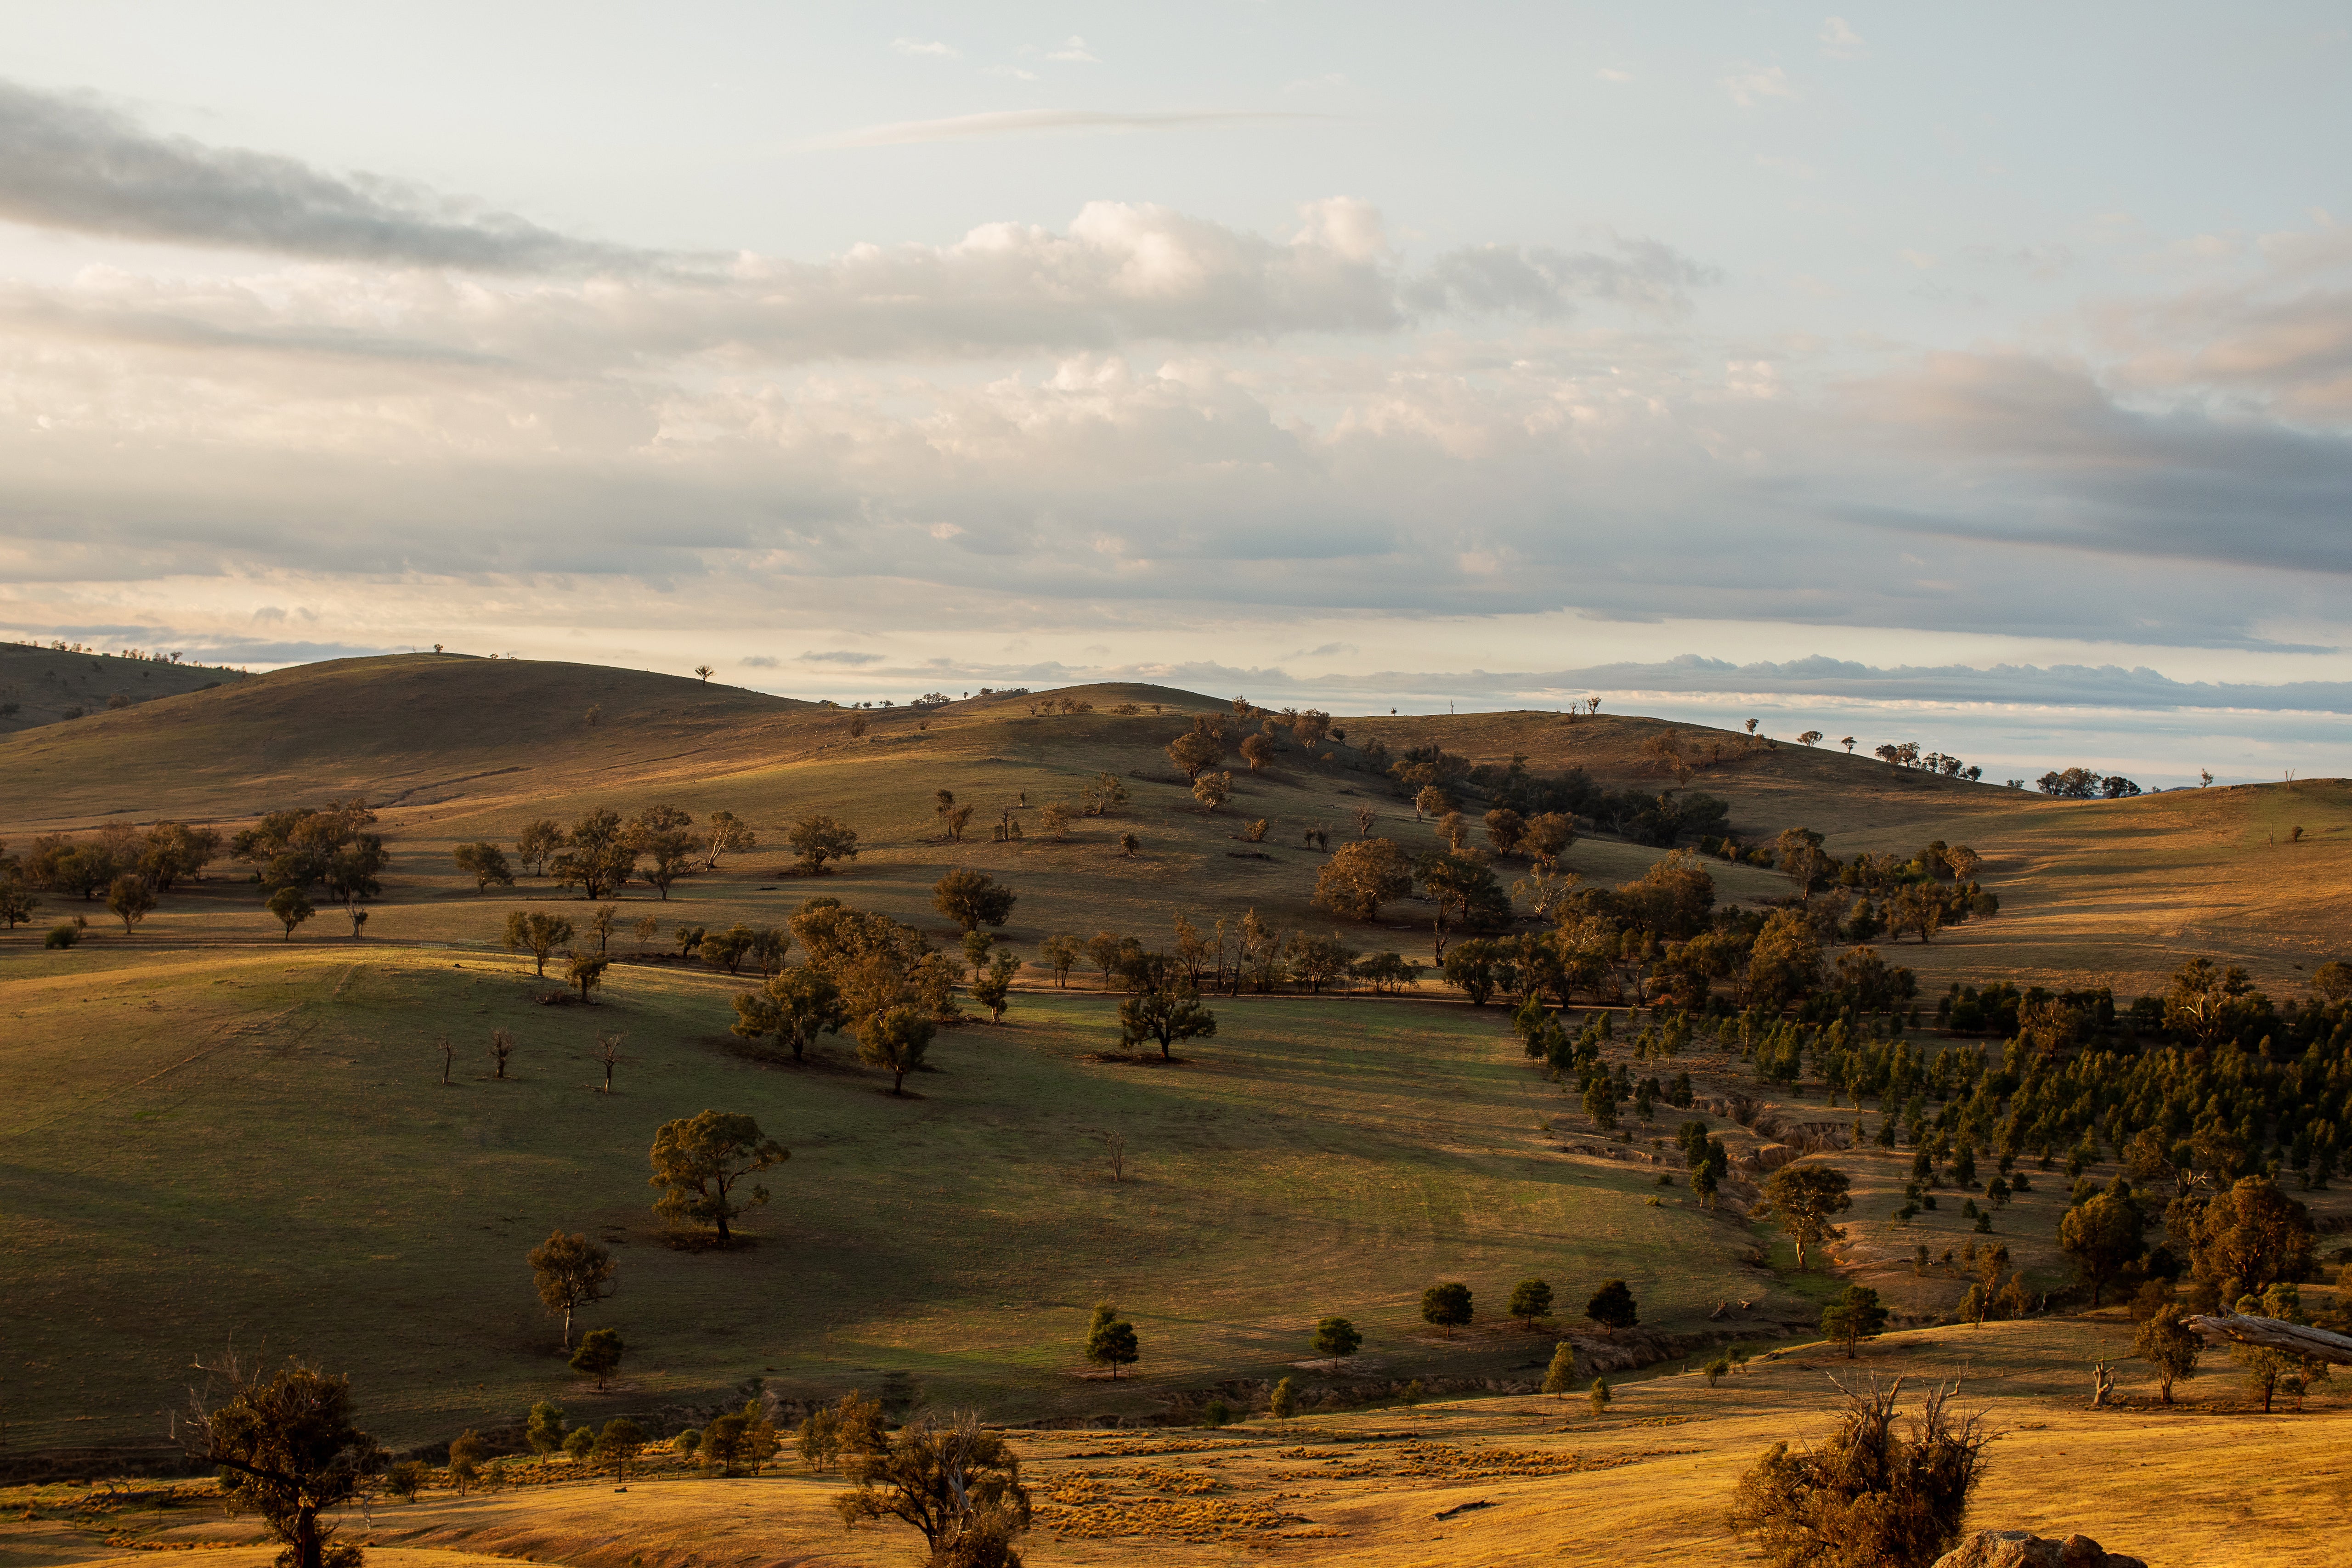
xmin=0 ymin=946 xmax=1794 ymax=1456
xmin=0 ymin=642 xmax=251 ymax=739
xmin=4 ymin=652 xmax=2345 ymax=998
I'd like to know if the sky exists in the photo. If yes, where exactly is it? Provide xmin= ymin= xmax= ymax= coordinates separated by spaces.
xmin=1 ymin=2 xmax=2348 ymax=785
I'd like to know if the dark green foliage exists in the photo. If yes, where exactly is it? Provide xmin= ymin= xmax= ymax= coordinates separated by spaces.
xmin=1421 ymin=1280 xmax=1473 ymax=1336
xmin=1821 ymin=1285 xmax=1890 ymax=1357
xmin=569 ymin=1328 xmax=623 ymax=1390
xmin=1507 ymin=1277 xmax=1554 ymax=1328
xmin=1312 ymin=1316 xmax=1363 ymax=1360
xmin=648 ymin=1110 xmax=788 ymax=1241
xmin=933 ymin=869 xmax=1018 ymax=932
xmin=1586 ymin=1278 xmax=1638 ymax=1333
xmin=1086 ymin=1302 xmax=1140 ymax=1377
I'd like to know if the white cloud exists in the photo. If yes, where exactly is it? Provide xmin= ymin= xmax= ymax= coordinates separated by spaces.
xmin=1819 ymin=17 xmax=1866 ymax=60
xmin=1044 ymin=35 xmax=1100 ymax=64
xmin=890 ymin=37 xmax=958 ymax=58
xmin=1595 ymin=68 xmax=1632 ymax=83
xmin=983 ymin=65 xmax=1039 ymax=81
xmin=1722 ymin=64 xmax=1798 ymax=107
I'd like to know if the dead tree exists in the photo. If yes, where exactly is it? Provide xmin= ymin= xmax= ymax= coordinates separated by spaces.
xmin=2187 ymin=1313 xmax=2352 ymax=1366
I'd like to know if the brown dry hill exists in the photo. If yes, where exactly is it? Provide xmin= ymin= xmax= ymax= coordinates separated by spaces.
xmin=0 ymin=641 xmax=252 ymax=738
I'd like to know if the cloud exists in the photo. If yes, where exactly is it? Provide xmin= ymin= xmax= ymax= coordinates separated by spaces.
xmin=1819 ymin=17 xmax=1867 ymax=60
xmin=1403 ymin=238 xmax=1719 ymax=318
xmin=799 ymin=649 xmax=885 ymax=666
xmin=0 ymin=79 xmax=634 ymax=271
xmin=1044 ymin=36 xmax=1101 ymax=63
xmin=739 ymin=654 xmax=780 ymax=668
xmin=1595 ymin=68 xmax=1632 ymax=83
xmin=1722 ymin=64 xmax=1798 ymax=107
xmin=803 ymin=108 xmax=1322 ymax=149
xmin=891 ymin=37 xmax=958 ymax=58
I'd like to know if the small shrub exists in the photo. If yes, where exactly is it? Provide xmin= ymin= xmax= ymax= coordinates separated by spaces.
xmin=1201 ymin=1399 xmax=1232 ymax=1428
xmin=1268 ymin=1376 xmax=1296 ymax=1420
xmin=1729 ymin=1377 xmax=1987 ymax=1568
xmin=44 ymin=923 xmax=78 ymax=949
xmin=564 ymin=1426 xmax=595 ymax=1460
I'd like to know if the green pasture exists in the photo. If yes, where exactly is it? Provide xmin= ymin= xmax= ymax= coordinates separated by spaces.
xmin=0 ymin=949 xmax=1770 ymax=1452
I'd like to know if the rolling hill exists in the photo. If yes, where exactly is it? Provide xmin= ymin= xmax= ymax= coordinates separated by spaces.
xmin=0 ymin=641 xmax=252 ymax=739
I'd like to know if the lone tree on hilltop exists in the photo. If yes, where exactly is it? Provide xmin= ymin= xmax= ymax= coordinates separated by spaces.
xmin=1509 ymin=1277 xmax=1555 ymax=1330
xmin=933 ymin=869 xmax=1017 ymax=932
xmin=1821 ymin=1285 xmax=1889 ymax=1358
xmin=731 ymin=967 xmax=848 ymax=1062
xmin=267 ymin=886 xmax=314 ymax=940
xmin=1762 ymin=1164 xmax=1852 ymax=1271
xmin=787 ymin=815 xmax=859 ymax=874
xmin=570 ymin=1328 xmax=624 ymax=1391
xmin=1422 ymin=1281 xmax=1473 ymax=1337
xmin=1587 ymin=1279 xmax=1639 ymax=1335
xmin=453 ymin=842 xmax=514 ymax=891
xmin=527 ymin=1230 xmax=617 ymax=1349
xmin=1313 ymin=838 xmax=1413 ymax=921
xmin=648 ymin=1110 xmax=788 ymax=1244
xmin=503 ymin=910 xmax=575 ymax=977
xmin=175 ymin=1352 xmax=378 ymax=1568
xmin=1313 ymin=1316 xmax=1363 ymax=1362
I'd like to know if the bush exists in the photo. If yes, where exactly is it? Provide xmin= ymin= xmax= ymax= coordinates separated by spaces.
xmin=1201 ymin=1399 xmax=1232 ymax=1428
xmin=563 ymin=1426 xmax=595 ymax=1460
xmin=1729 ymin=1379 xmax=1987 ymax=1568
xmin=44 ymin=923 xmax=77 ymax=949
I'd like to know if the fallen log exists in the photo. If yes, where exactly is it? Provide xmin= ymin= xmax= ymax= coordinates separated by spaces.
xmin=2184 ymin=1313 xmax=2352 ymax=1365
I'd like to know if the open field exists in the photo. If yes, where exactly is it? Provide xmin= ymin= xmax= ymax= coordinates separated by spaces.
xmin=0 ymin=948 xmax=1812 ymax=1457
xmin=2 ymin=656 xmax=2346 ymax=1000
xmin=7 ymin=1316 xmax=2347 ymax=1568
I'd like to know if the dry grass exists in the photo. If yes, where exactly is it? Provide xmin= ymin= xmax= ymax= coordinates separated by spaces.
xmin=11 ymin=1317 xmax=2346 ymax=1567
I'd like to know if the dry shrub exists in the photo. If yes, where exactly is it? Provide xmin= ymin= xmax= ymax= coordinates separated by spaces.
xmin=1728 ymin=1376 xmax=1986 ymax=1568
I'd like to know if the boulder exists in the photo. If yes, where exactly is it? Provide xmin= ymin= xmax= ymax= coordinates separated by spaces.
xmin=1931 ymin=1529 xmax=2146 ymax=1568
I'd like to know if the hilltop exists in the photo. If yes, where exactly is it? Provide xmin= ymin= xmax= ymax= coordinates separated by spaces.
xmin=0 ymin=641 xmax=252 ymax=738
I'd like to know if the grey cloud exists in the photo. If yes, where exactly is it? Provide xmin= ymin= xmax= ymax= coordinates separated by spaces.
xmin=804 ymin=108 xmax=1328 ymax=150
xmin=799 ymin=649 xmax=885 ymax=666
xmin=1405 ymin=239 xmax=1719 ymax=318
xmin=0 ymin=79 xmax=637 ymax=270
xmin=738 ymin=655 xmax=780 ymax=668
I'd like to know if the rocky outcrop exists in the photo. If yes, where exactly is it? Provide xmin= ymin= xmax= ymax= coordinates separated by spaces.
xmin=1932 ymin=1529 xmax=2147 ymax=1568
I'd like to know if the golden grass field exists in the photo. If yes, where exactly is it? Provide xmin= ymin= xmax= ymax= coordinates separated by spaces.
xmin=7 ymin=1313 xmax=2346 ymax=1568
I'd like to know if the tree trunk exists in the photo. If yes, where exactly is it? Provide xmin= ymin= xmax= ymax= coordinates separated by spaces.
xmin=294 ymin=1505 xmax=320 ymax=1568
xmin=893 ymin=1069 xmax=906 ymax=1094
xmin=2186 ymin=1313 xmax=2352 ymax=1365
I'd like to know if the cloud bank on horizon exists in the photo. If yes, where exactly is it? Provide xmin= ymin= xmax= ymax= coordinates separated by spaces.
xmin=0 ymin=5 xmax=2348 ymax=782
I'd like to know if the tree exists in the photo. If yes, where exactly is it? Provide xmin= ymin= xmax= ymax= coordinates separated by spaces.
xmin=1729 ymin=1378 xmax=1987 ymax=1568
xmin=1509 ymin=1277 xmax=1554 ymax=1329
xmin=858 ymin=1005 xmax=935 ymax=1093
xmin=594 ymin=1417 xmax=646 ymax=1478
xmin=972 ymin=950 xmax=1019 ymax=1024
xmin=797 ymin=1390 xmax=887 ymax=1474
xmin=700 ymin=924 xmax=756 ymax=974
xmin=731 ymin=966 xmax=848 ymax=1061
xmin=1192 ymin=770 xmax=1233 ymax=812
xmin=2058 ymin=1188 xmax=2146 ymax=1306
xmin=1239 ymin=733 xmax=1275 ymax=771
xmin=268 ymin=886 xmax=314 ymax=940
xmin=570 ymin=1328 xmax=624 ymax=1391
xmin=1524 ymin=812 xmax=1575 ymax=869
xmin=1542 ymin=1342 xmax=1577 ymax=1396
xmin=1418 ymin=849 xmax=1508 ymax=958
xmin=107 ymin=873 xmax=155 ymax=934
xmin=527 ymin=1230 xmax=616 ymax=1349
xmin=2134 ymin=1306 xmax=2201 ymax=1405
xmin=1039 ymin=934 xmax=1082 ymax=988
xmin=592 ymin=1033 xmax=623 ymax=1093
xmin=503 ymin=910 xmax=575 ymax=977
xmin=1286 ymin=931 xmax=1355 ymax=993
xmin=1747 ymin=908 xmax=1824 ymax=1010
xmin=1798 ymin=730 xmax=1823 ymax=747
xmin=1763 ymin=1164 xmax=1853 ymax=1270
xmin=1589 ymin=1376 xmax=1612 ymax=1416
xmin=787 ymin=815 xmax=859 ymax=874
xmin=1312 ymin=1316 xmax=1363 ymax=1361
xmin=632 ymin=810 xmax=701 ymax=901
xmin=695 ymin=664 xmax=714 ymax=682
xmin=1821 ymin=1285 xmax=1889 ymax=1358
xmin=1268 ymin=1376 xmax=1297 ymax=1419
xmin=1586 ymin=1279 xmax=1638 ymax=1334
xmin=1119 ymin=979 xmax=1217 ymax=1060
xmin=648 ymin=1110 xmax=788 ymax=1243
xmin=1119 ymin=832 xmax=1141 ymax=857
xmin=934 ymin=869 xmax=1017 ymax=932
xmin=526 ymin=1401 xmax=567 ymax=1455
xmin=1081 ymin=771 xmax=1129 ymax=816
xmin=940 ymin=803 xmax=975 ymax=843
xmin=1421 ymin=1280 xmax=1473 ymax=1337
xmin=453 ymin=843 xmax=515 ymax=891
xmin=566 ymin=951 xmax=609 ymax=1004
xmin=175 ymin=1353 xmax=378 ymax=1568
xmin=836 ymin=1413 xmax=1031 ymax=1568
xmin=1483 ymin=807 xmax=1527 ymax=857
xmin=516 ymin=819 xmax=565 ymax=877
xmin=1314 ymin=838 xmax=1414 ymax=920
xmin=2182 ymin=1174 xmax=2314 ymax=1295
xmin=489 ymin=1028 xmax=517 ymax=1080
xmin=550 ymin=808 xmax=636 ymax=900
xmin=1086 ymin=1302 xmax=1141 ymax=1378
xmin=701 ymin=810 xmax=756 ymax=870
xmin=587 ymin=903 xmax=620 ymax=954
xmin=1167 ymin=725 xmax=1227 ymax=780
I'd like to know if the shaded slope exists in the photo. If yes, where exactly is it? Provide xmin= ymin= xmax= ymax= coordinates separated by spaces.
xmin=0 ymin=641 xmax=252 ymax=737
